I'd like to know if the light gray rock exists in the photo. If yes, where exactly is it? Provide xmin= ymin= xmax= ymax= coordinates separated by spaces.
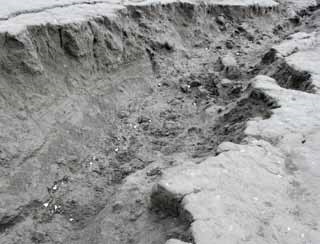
xmin=262 ymin=31 xmax=320 ymax=92
xmin=166 ymin=239 xmax=191 ymax=244
xmin=218 ymin=53 xmax=241 ymax=79
xmin=153 ymin=76 xmax=320 ymax=244
xmin=246 ymin=75 xmax=320 ymax=141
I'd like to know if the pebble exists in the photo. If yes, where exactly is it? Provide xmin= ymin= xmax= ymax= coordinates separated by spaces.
xmin=216 ymin=15 xmax=226 ymax=26
xmin=180 ymin=84 xmax=190 ymax=93
xmin=112 ymin=201 xmax=124 ymax=212
xmin=225 ymin=40 xmax=234 ymax=49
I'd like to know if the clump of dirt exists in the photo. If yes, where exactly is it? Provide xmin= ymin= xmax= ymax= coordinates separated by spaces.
xmin=256 ymin=50 xmax=315 ymax=92
xmin=252 ymin=5 xmax=320 ymax=93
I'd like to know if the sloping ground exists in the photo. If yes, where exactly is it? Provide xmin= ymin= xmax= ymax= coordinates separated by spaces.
xmin=270 ymin=31 xmax=320 ymax=92
xmin=257 ymin=30 xmax=320 ymax=91
xmin=154 ymin=76 xmax=320 ymax=244
xmin=0 ymin=0 xmax=319 ymax=244
xmin=152 ymin=7 xmax=320 ymax=243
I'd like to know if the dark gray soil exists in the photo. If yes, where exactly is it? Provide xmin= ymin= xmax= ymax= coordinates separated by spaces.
xmin=0 ymin=2 xmax=318 ymax=244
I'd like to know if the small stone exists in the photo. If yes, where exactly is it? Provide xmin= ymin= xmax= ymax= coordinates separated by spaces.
xmin=220 ymin=78 xmax=233 ymax=86
xmin=180 ymin=84 xmax=190 ymax=93
xmin=112 ymin=201 xmax=124 ymax=212
xmin=137 ymin=115 xmax=151 ymax=124
xmin=219 ymin=25 xmax=227 ymax=31
xmin=218 ymin=54 xmax=241 ymax=80
xmin=189 ymin=81 xmax=202 ymax=88
xmin=246 ymin=33 xmax=255 ymax=42
xmin=225 ymin=40 xmax=234 ymax=49
xmin=261 ymin=48 xmax=277 ymax=65
xmin=215 ymin=16 xmax=226 ymax=26
xmin=147 ymin=167 xmax=162 ymax=177
xmin=117 ymin=111 xmax=129 ymax=119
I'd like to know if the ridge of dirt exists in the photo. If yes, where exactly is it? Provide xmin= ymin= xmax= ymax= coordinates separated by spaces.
xmin=251 ymin=3 xmax=320 ymax=92
xmin=0 ymin=1 xmax=114 ymax=21
xmin=150 ymin=3 xmax=320 ymax=244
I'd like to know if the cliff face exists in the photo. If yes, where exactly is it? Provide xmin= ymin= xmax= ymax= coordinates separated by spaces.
xmin=0 ymin=1 xmax=319 ymax=244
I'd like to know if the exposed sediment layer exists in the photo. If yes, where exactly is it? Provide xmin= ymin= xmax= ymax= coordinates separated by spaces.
xmin=154 ymin=8 xmax=320 ymax=239
xmin=0 ymin=0 xmax=319 ymax=244
xmin=150 ymin=3 xmax=320 ymax=244
xmin=154 ymin=75 xmax=320 ymax=244
xmin=153 ymin=7 xmax=320 ymax=242
xmin=259 ymin=30 xmax=320 ymax=92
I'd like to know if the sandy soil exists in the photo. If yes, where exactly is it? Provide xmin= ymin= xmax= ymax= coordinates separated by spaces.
xmin=0 ymin=1 xmax=319 ymax=244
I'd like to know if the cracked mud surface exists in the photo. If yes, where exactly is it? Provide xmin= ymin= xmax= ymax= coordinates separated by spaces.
xmin=0 ymin=1 xmax=319 ymax=244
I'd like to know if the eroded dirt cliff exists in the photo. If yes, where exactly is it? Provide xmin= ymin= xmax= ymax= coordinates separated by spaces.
xmin=0 ymin=1 xmax=319 ymax=243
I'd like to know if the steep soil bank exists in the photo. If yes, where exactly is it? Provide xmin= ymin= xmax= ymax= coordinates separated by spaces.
xmin=151 ymin=3 xmax=320 ymax=244
xmin=0 ymin=1 xmax=313 ymax=243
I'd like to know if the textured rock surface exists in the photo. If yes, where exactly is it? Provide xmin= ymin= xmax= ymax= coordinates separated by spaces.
xmin=261 ymin=31 xmax=320 ymax=92
xmin=154 ymin=76 xmax=320 ymax=244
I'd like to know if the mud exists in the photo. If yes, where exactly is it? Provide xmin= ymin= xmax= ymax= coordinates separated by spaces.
xmin=0 ymin=1 xmax=318 ymax=244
